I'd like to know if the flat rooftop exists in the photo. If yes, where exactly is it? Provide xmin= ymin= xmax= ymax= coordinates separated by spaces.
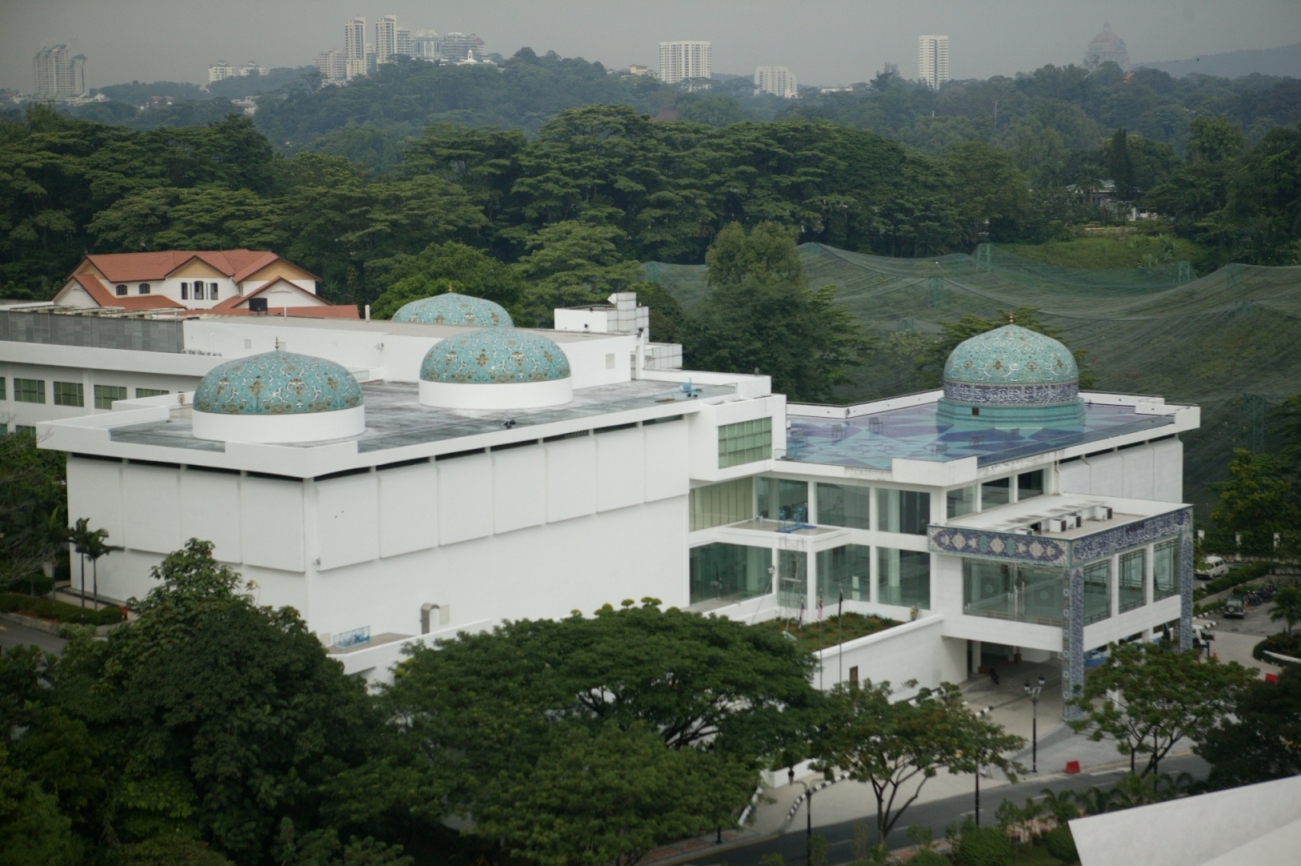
xmin=943 ymin=493 xmax=1186 ymax=539
xmin=195 ymin=314 xmax=624 ymax=344
xmin=784 ymin=399 xmax=1179 ymax=470
xmin=107 ymin=379 xmax=734 ymax=454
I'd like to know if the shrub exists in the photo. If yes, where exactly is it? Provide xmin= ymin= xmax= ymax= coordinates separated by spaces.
xmin=4 ymin=574 xmax=55 ymax=597
xmin=0 ymin=592 xmax=124 ymax=626
xmin=957 ymin=827 xmax=1012 ymax=866
xmin=1044 ymin=824 xmax=1079 ymax=864
xmin=909 ymin=850 xmax=951 ymax=865
xmin=1202 ymin=562 xmax=1272 ymax=595
xmin=1253 ymin=632 xmax=1301 ymax=662
xmin=119 ymin=835 xmax=233 ymax=866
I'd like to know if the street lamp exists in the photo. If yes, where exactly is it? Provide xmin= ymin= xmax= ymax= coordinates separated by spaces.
xmin=970 ymin=705 xmax=994 ymax=825
xmin=792 ymin=779 xmax=814 ymax=866
xmin=1024 ymin=675 xmax=1045 ymax=774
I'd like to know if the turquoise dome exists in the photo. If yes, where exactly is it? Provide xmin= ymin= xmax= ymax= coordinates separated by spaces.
xmin=420 ymin=330 xmax=571 ymax=385
xmin=194 ymin=351 xmax=363 ymax=415
xmin=393 ymin=293 xmax=513 ymax=327
xmin=944 ymin=325 xmax=1078 ymax=402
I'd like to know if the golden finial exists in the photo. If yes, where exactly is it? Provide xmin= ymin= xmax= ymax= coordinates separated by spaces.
xmin=1008 ymin=312 xmax=1015 ymax=324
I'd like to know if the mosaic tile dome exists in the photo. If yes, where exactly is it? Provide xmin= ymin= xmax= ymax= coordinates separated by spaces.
xmin=943 ymin=324 xmax=1079 ymax=406
xmin=194 ymin=351 xmax=363 ymax=415
xmin=420 ymin=329 xmax=571 ymax=385
xmin=393 ymin=293 xmax=513 ymax=327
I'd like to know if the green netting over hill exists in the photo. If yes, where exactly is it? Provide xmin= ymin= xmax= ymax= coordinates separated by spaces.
xmin=642 ymin=245 xmax=1301 ymax=517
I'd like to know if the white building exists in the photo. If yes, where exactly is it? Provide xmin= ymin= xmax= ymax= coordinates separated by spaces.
xmin=411 ymin=30 xmax=440 ymax=61
xmin=659 ymin=41 xmax=711 ymax=86
xmin=208 ymin=61 xmax=236 ymax=83
xmin=918 ymin=35 xmax=950 ymax=89
xmin=34 ymin=45 xmax=87 ymax=100
xmin=439 ymin=33 xmax=487 ymax=64
xmin=396 ymin=28 xmax=412 ymax=59
xmin=25 ymin=294 xmax=1196 ymax=713
xmin=344 ymin=17 xmax=367 ymax=80
xmin=316 ymin=50 xmax=347 ymax=86
xmin=375 ymin=16 xmax=398 ymax=66
xmin=755 ymin=66 xmax=798 ymax=99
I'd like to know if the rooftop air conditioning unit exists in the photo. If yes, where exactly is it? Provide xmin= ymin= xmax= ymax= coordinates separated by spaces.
xmin=1047 ymin=518 xmax=1069 ymax=533
xmin=1089 ymin=505 xmax=1113 ymax=521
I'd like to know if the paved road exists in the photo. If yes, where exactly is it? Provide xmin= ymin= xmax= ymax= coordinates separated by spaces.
xmin=0 ymin=620 xmax=67 ymax=653
xmin=681 ymin=753 xmax=1210 ymax=866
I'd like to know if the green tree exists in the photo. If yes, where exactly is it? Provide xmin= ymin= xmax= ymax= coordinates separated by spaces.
xmin=1069 ymin=642 xmax=1255 ymax=775
xmin=516 ymin=220 xmax=641 ymax=323
xmin=1198 ymin=662 xmax=1301 ymax=788
xmin=1210 ymin=450 xmax=1300 ymax=555
xmin=0 ymin=744 xmax=79 ymax=866
xmin=686 ymin=222 xmax=872 ymax=402
xmin=1107 ymin=128 xmax=1137 ymax=201
xmin=68 ymin=517 xmax=120 ymax=609
xmin=0 ymin=431 xmax=67 ymax=588
xmin=1270 ymin=586 xmax=1301 ymax=634
xmin=914 ymin=307 xmax=1096 ymax=389
xmin=369 ymin=241 xmax=528 ymax=321
xmin=809 ymin=680 xmax=1024 ymax=851
xmin=1187 ymin=115 xmax=1246 ymax=164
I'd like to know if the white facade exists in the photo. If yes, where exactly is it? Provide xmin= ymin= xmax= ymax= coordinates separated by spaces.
xmin=344 ymin=17 xmax=367 ymax=80
xmin=411 ymin=30 xmax=440 ymax=60
xmin=34 ymin=45 xmax=86 ymax=100
xmin=375 ymin=16 xmax=398 ymax=65
xmin=316 ymin=50 xmax=347 ymax=86
xmin=754 ymin=66 xmax=798 ymax=99
xmin=918 ymin=35 xmax=950 ymax=89
xmin=208 ymin=61 xmax=235 ymax=83
xmin=659 ymin=41 xmax=711 ymax=85
xmin=396 ymin=28 xmax=412 ymax=58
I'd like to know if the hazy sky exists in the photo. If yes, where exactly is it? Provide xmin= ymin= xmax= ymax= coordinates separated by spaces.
xmin=5 ymin=0 xmax=1300 ymax=92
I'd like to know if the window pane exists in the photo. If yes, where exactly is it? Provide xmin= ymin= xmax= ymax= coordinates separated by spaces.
xmin=878 ymin=547 xmax=930 ymax=609
xmin=689 ymin=478 xmax=753 ymax=531
xmin=115 ymin=284 xmax=127 ymax=296
xmin=0 ymin=377 xmax=5 ymax=400
xmin=194 ymin=283 xmax=204 ymax=300
xmin=1084 ymin=560 xmax=1111 ymax=624
xmin=1020 ymin=565 xmax=1062 ymax=625
xmin=777 ymin=549 xmax=807 ymax=613
xmin=1154 ymin=539 xmax=1179 ymax=601
xmin=876 ymin=489 xmax=930 ymax=535
xmin=756 ymin=478 xmax=808 ymax=524
xmin=93 ymin=385 xmax=128 ymax=410
xmin=689 ymin=543 xmax=770 ymax=606
xmin=53 ymin=382 xmax=84 ymax=407
xmin=816 ymin=483 xmax=870 ymax=529
xmin=1018 ymin=470 xmax=1044 ymax=500
xmin=964 ymin=560 xmax=1012 ymax=618
xmin=718 ymin=417 xmax=772 ymax=468
xmin=817 ymin=544 xmax=872 ymax=603
xmin=1120 ymin=549 xmax=1146 ymax=612
xmin=181 ymin=283 xmax=189 ymax=299
xmin=947 ymin=485 xmax=977 ymax=518
xmin=210 ymin=284 xmax=218 ymax=300
xmin=135 ymin=388 xmax=169 ymax=398
xmin=964 ymin=560 xmax=1062 ymax=624
xmin=981 ymin=477 xmax=1011 ymax=508
xmin=14 ymin=379 xmax=45 ymax=404
xmin=138 ymin=283 xmax=150 ymax=294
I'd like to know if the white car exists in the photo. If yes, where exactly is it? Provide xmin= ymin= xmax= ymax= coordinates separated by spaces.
xmin=1195 ymin=555 xmax=1229 ymax=581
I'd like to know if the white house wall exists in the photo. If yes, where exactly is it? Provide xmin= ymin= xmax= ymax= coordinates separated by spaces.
xmin=1059 ymin=439 xmax=1183 ymax=503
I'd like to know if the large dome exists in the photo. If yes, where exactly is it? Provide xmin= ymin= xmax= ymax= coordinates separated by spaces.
xmin=419 ymin=329 xmax=572 ymax=409
xmin=393 ymin=293 xmax=513 ymax=327
xmin=938 ymin=325 xmax=1083 ymax=427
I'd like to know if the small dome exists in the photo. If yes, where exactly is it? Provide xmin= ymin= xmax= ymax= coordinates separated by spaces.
xmin=194 ymin=351 xmax=363 ymax=415
xmin=393 ymin=293 xmax=513 ymax=327
xmin=421 ymin=329 xmax=571 ymax=385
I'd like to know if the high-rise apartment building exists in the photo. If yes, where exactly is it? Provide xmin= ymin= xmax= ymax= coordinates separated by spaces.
xmin=439 ymin=33 xmax=486 ymax=63
xmin=375 ymin=15 xmax=398 ymax=65
xmin=411 ymin=30 xmax=440 ymax=60
xmin=316 ymin=50 xmax=347 ymax=86
xmin=344 ymin=17 xmax=367 ymax=80
xmin=917 ymin=35 xmax=950 ymax=89
xmin=396 ymin=28 xmax=412 ymax=58
xmin=754 ymin=66 xmax=798 ymax=99
xmin=34 ymin=44 xmax=87 ymax=100
xmin=208 ymin=61 xmax=235 ymax=83
xmin=659 ymin=41 xmax=711 ymax=86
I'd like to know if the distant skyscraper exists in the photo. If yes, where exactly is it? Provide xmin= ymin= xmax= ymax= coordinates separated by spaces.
xmin=754 ymin=66 xmax=798 ymax=99
xmin=411 ymin=30 xmax=439 ymax=60
xmin=316 ymin=49 xmax=347 ymax=86
xmin=439 ymin=33 xmax=486 ymax=63
xmin=208 ymin=60 xmax=235 ymax=83
xmin=659 ymin=41 xmax=711 ymax=86
xmin=1084 ymin=23 xmax=1130 ymax=70
xmin=396 ymin=27 xmax=411 ymax=58
xmin=344 ymin=17 xmax=367 ymax=80
xmin=375 ymin=15 xmax=398 ymax=65
xmin=917 ymin=35 xmax=950 ymax=89
xmin=33 ymin=44 xmax=86 ymax=100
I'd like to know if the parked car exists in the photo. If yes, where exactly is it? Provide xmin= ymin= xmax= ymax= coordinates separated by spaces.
xmin=1222 ymin=595 xmax=1246 ymax=618
xmin=1196 ymin=555 xmax=1229 ymax=581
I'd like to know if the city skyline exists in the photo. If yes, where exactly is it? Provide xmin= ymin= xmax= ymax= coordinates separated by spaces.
xmin=4 ymin=0 xmax=1299 ymax=93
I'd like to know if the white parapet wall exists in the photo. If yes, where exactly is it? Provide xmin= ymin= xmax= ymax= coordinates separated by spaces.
xmin=812 ymin=613 xmax=960 ymax=699
xmin=330 ymin=618 xmax=495 ymax=683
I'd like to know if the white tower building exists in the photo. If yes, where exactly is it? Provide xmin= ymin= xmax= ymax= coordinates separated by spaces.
xmin=659 ymin=41 xmax=711 ymax=86
xmin=34 ymin=45 xmax=87 ymax=100
xmin=375 ymin=15 xmax=398 ymax=65
xmin=344 ymin=17 xmax=367 ymax=80
xmin=918 ymin=35 xmax=950 ymax=89
xmin=755 ymin=66 xmax=798 ymax=99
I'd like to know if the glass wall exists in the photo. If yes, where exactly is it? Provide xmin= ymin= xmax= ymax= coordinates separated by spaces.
xmin=878 ymin=548 xmax=930 ymax=608
xmin=757 ymin=478 xmax=808 ymax=524
xmin=1017 ymin=469 xmax=1045 ymax=500
xmin=963 ymin=559 xmax=1063 ymax=625
xmin=981 ymin=477 xmax=1011 ymax=508
xmin=1084 ymin=560 xmax=1111 ymax=624
xmin=777 ymin=549 xmax=807 ymax=612
xmin=1119 ymin=549 xmax=1146 ymax=612
xmin=690 ymin=478 xmax=753 ymax=531
xmin=817 ymin=544 xmax=872 ymax=602
xmin=877 ymin=489 xmax=930 ymax=535
xmin=1153 ymin=539 xmax=1179 ymax=601
xmin=947 ymin=485 xmax=977 ymax=518
xmin=817 ymin=483 xmax=871 ymax=529
xmin=690 ymin=543 xmax=771 ymax=606
xmin=718 ymin=417 xmax=772 ymax=468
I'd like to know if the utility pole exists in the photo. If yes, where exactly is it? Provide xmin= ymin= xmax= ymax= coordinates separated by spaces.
xmin=1024 ymin=675 xmax=1045 ymax=773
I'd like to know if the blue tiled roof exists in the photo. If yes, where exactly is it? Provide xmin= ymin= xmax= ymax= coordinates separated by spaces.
xmin=194 ymin=351 xmax=363 ymax=415
xmin=420 ymin=329 xmax=571 ymax=384
xmin=394 ymin=293 xmax=513 ymax=327
xmin=945 ymin=325 xmax=1078 ymax=387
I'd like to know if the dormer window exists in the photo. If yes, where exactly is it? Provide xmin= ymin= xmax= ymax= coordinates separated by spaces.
xmin=138 ymin=283 xmax=150 ymax=295
xmin=180 ymin=282 xmax=189 ymax=300
xmin=210 ymin=284 xmax=218 ymax=300
xmin=194 ymin=283 xmax=205 ymax=300
xmin=115 ymin=285 xmax=127 ymax=296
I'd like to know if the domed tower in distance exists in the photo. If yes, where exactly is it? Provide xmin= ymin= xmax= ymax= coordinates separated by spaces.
xmin=936 ymin=324 xmax=1084 ymax=428
xmin=393 ymin=293 xmax=513 ymax=327
xmin=419 ymin=329 xmax=572 ymax=410
xmin=1084 ymin=23 xmax=1129 ymax=71
xmin=191 ymin=351 xmax=365 ymax=443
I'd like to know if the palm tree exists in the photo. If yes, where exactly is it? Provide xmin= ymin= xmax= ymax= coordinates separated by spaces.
xmin=69 ymin=518 xmax=120 ymax=609
xmin=1270 ymin=585 xmax=1301 ymax=634
xmin=68 ymin=518 xmax=93 ymax=608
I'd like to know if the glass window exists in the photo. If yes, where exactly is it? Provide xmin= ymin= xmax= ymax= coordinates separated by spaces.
xmin=1119 ymin=549 xmax=1146 ymax=612
xmin=194 ymin=283 xmax=205 ymax=300
xmin=0 ymin=377 xmax=5 ymax=400
xmin=817 ymin=544 xmax=871 ymax=603
xmin=181 ymin=282 xmax=189 ymax=299
xmin=138 ymin=283 xmax=150 ymax=295
xmin=14 ymin=379 xmax=45 ymax=404
xmin=210 ymin=284 xmax=218 ymax=300
xmin=15 ymin=425 xmax=36 ymax=436
xmin=878 ymin=547 xmax=930 ymax=609
xmin=816 ymin=483 xmax=870 ymax=529
xmin=777 ymin=549 xmax=807 ymax=613
xmin=947 ymin=485 xmax=977 ymax=518
xmin=1084 ymin=560 xmax=1111 ymax=624
xmin=964 ymin=560 xmax=1011 ymax=619
xmin=1153 ymin=539 xmax=1179 ymax=601
xmin=718 ymin=417 xmax=772 ymax=468
xmin=963 ymin=559 xmax=1062 ymax=625
xmin=690 ymin=478 xmax=753 ymax=531
xmin=689 ymin=543 xmax=771 ymax=606
xmin=53 ymin=382 xmax=83 ymax=407
xmin=115 ymin=284 xmax=128 ymax=296
xmin=135 ymin=388 xmax=169 ymax=398
xmin=93 ymin=384 xmax=128 ymax=410
xmin=1018 ymin=470 xmax=1044 ymax=501
xmin=981 ymin=477 xmax=1011 ymax=508
xmin=877 ymin=489 xmax=930 ymax=535
xmin=756 ymin=478 xmax=808 ymax=524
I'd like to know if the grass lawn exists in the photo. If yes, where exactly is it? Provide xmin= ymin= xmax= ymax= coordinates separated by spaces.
xmin=757 ymin=612 xmax=900 ymax=653
xmin=998 ymin=235 xmax=1204 ymax=271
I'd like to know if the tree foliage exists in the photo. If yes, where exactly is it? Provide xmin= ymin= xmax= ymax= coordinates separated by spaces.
xmin=0 ymin=430 xmax=67 ymax=586
xmin=1198 ymin=662 xmax=1301 ymax=788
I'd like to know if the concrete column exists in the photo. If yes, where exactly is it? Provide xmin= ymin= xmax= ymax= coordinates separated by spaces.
xmin=806 ymin=545 xmax=818 ymax=615
xmin=1061 ymin=566 xmax=1085 ymax=721
xmin=1110 ymin=553 xmax=1121 ymax=618
xmin=1145 ymin=543 xmax=1155 ymax=607
xmin=869 ymin=545 xmax=879 ymax=604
